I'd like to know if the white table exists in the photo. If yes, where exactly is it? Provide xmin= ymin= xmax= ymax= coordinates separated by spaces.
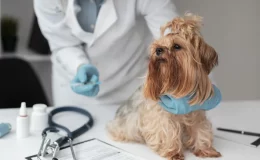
xmin=0 ymin=101 xmax=260 ymax=160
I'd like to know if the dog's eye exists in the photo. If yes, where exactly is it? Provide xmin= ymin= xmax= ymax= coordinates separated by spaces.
xmin=155 ymin=48 xmax=164 ymax=56
xmin=173 ymin=44 xmax=181 ymax=50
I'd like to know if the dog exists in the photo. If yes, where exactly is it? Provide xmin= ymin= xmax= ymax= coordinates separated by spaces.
xmin=107 ymin=13 xmax=221 ymax=160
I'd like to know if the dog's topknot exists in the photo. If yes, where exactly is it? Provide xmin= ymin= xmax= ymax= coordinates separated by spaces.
xmin=160 ymin=13 xmax=203 ymax=38
xmin=183 ymin=12 xmax=203 ymax=27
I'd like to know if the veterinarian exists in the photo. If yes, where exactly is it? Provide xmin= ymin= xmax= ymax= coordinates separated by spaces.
xmin=34 ymin=0 xmax=221 ymax=113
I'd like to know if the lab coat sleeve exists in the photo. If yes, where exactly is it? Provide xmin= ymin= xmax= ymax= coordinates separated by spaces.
xmin=34 ymin=0 xmax=89 ymax=79
xmin=137 ymin=0 xmax=179 ymax=39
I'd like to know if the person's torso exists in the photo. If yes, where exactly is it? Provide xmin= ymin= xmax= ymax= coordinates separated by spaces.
xmin=54 ymin=0 xmax=153 ymax=103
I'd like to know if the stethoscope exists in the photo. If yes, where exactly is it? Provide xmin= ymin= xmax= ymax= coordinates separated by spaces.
xmin=37 ymin=106 xmax=94 ymax=160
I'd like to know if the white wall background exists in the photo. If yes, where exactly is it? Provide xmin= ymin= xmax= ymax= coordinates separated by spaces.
xmin=173 ymin=0 xmax=260 ymax=100
xmin=1 ymin=0 xmax=259 ymax=101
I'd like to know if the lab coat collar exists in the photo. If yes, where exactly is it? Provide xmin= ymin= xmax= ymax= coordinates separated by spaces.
xmin=69 ymin=0 xmax=118 ymax=47
xmin=89 ymin=0 xmax=118 ymax=47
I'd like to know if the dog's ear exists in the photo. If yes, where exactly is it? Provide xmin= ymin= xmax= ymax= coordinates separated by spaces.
xmin=198 ymin=38 xmax=218 ymax=74
xmin=183 ymin=13 xmax=218 ymax=74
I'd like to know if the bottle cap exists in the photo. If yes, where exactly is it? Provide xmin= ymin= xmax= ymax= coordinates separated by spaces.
xmin=33 ymin=104 xmax=47 ymax=113
xmin=19 ymin=102 xmax=27 ymax=117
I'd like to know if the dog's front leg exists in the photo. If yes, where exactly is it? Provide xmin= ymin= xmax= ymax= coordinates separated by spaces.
xmin=143 ymin=122 xmax=184 ymax=160
xmin=184 ymin=111 xmax=221 ymax=158
xmin=140 ymin=107 xmax=184 ymax=160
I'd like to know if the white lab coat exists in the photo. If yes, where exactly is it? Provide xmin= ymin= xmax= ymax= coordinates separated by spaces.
xmin=34 ymin=0 xmax=179 ymax=106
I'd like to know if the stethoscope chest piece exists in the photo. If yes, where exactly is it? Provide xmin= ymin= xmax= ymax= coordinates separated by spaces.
xmin=38 ymin=130 xmax=62 ymax=159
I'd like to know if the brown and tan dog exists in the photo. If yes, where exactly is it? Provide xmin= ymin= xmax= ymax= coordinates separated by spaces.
xmin=107 ymin=13 xmax=221 ymax=160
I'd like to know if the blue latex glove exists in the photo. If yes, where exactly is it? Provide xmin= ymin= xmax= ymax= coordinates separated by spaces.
xmin=159 ymin=85 xmax=222 ymax=114
xmin=71 ymin=64 xmax=100 ymax=97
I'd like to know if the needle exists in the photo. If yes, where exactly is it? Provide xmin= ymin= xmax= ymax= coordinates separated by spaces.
xmin=70 ymin=81 xmax=101 ymax=87
xmin=61 ymin=81 xmax=101 ymax=87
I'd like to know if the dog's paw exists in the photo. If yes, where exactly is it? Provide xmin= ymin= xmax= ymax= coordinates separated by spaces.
xmin=193 ymin=147 xmax=221 ymax=158
xmin=167 ymin=153 xmax=184 ymax=160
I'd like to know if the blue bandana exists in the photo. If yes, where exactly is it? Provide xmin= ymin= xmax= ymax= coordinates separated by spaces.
xmin=159 ymin=84 xmax=222 ymax=115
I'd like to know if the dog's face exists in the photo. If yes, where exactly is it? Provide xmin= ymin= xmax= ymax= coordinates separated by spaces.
xmin=144 ymin=14 xmax=218 ymax=105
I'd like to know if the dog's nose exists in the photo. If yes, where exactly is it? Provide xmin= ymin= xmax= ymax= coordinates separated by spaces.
xmin=156 ymin=48 xmax=164 ymax=56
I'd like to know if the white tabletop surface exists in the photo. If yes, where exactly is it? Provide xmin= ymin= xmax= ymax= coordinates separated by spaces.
xmin=0 ymin=100 xmax=260 ymax=160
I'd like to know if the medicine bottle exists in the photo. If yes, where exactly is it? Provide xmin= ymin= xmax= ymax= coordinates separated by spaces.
xmin=31 ymin=104 xmax=48 ymax=132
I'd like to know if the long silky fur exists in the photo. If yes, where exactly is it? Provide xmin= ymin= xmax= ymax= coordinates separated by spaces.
xmin=107 ymin=13 xmax=221 ymax=160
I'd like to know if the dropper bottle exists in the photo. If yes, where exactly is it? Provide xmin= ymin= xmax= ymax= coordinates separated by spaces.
xmin=16 ymin=102 xmax=29 ymax=138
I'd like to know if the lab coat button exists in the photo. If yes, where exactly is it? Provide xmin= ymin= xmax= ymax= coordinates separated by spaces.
xmin=90 ymin=24 xmax=95 ymax=31
xmin=74 ymin=5 xmax=81 ymax=13
xmin=55 ymin=7 xmax=62 ymax=13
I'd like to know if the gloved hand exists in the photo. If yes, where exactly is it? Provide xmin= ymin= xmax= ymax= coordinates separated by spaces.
xmin=71 ymin=64 xmax=100 ymax=97
xmin=159 ymin=85 xmax=222 ymax=114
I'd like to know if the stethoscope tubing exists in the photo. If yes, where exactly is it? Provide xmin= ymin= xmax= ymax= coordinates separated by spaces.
xmin=43 ymin=106 xmax=94 ymax=147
